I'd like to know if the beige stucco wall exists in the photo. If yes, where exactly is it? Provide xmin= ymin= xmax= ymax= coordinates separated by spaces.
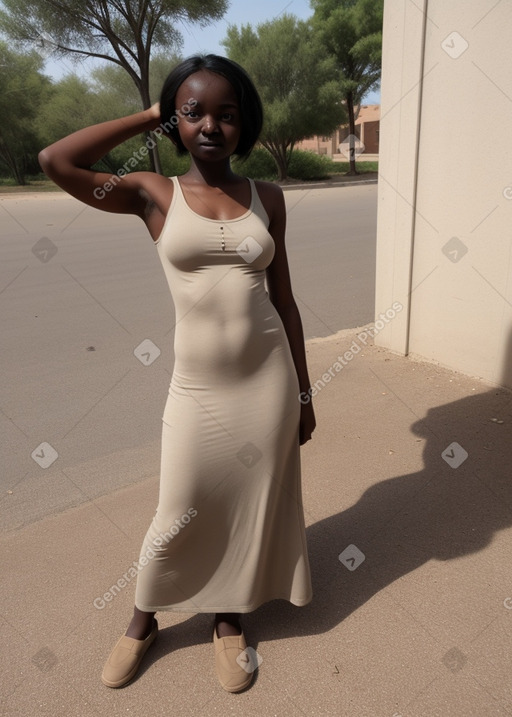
xmin=375 ymin=0 xmax=512 ymax=389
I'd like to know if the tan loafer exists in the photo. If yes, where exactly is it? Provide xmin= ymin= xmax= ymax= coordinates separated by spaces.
xmin=213 ymin=623 xmax=255 ymax=693
xmin=101 ymin=619 xmax=158 ymax=688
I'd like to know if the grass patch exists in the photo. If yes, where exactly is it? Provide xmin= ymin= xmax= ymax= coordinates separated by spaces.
xmin=329 ymin=160 xmax=378 ymax=173
xmin=0 ymin=175 xmax=62 ymax=193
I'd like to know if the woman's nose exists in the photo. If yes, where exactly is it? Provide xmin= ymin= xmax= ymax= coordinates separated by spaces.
xmin=202 ymin=115 xmax=219 ymax=134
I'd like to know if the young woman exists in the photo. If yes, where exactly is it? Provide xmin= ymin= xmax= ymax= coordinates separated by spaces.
xmin=39 ymin=54 xmax=316 ymax=693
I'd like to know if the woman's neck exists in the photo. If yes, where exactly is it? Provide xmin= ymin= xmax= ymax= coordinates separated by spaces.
xmin=184 ymin=158 xmax=241 ymax=187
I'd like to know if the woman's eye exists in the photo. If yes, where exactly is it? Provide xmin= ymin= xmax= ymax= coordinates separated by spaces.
xmin=221 ymin=113 xmax=234 ymax=121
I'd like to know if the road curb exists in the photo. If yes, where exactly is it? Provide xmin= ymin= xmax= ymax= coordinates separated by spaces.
xmin=280 ymin=178 xmax=378 ymax=191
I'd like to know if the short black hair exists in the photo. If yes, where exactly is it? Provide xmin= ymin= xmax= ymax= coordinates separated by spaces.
xmin=159 ymin=54 xmax=263 ymax=160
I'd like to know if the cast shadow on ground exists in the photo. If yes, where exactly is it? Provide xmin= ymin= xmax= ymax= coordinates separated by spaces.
xmin=137 ymin=356 xmax=512 ymax=684
xmin=250 ymin=382 xmax=512 ymax=645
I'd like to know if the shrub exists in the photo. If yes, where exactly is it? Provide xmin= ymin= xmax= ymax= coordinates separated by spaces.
xmin=329 ymin=160 xmax=379 ymax=174
xmin=232 ymin=147 xmax=277 ymax=180
xmin=287 ymin=150 xmax=332 ymax=180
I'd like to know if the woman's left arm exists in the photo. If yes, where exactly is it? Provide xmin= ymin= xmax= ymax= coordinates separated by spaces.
xmin=260 ymin=181 xmax=316 ymax=445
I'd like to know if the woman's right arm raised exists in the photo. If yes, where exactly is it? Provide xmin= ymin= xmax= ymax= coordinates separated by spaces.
xmin=38 ymin=104 xmax=164 ymax=218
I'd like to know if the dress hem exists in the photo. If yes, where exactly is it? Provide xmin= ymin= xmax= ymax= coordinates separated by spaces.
xmin=135 ymin=593 xmax=313 ymax=614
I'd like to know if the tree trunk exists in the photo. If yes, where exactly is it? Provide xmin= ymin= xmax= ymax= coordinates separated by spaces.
xmin=276 ymin=151 xmax=288 ymax=181
xmin=138 ymin=80 xmax=162 ymax=175
xmin=346 ymin=91 xmax=359 ymax=176
xmin=14 ymin=163 xmax=25 ymax=185
xmin=263 ymin=141 xmax=289 ymax=181
xmin=0 ymin=144 xmax=25 ymax=185
xmin=15 ymin=163 xmax=25 ymax=185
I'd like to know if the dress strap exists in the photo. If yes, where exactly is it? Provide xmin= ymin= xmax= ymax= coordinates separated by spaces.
xmin=247 ymin=177 xmax=270 ymax=228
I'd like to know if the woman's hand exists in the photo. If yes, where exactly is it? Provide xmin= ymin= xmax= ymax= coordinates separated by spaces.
xmin=299 ymin=400 xmax=316 ymax=445
xmin=147 ymin=102 xmax=162 ymax=126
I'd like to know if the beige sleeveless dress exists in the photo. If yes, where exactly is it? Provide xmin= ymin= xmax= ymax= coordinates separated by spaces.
xmin=134 ymin=175 xmax=312 ymax=613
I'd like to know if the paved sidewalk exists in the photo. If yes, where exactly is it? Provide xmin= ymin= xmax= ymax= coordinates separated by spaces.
xmin=2 ymin=327 xmax=512 ymax=717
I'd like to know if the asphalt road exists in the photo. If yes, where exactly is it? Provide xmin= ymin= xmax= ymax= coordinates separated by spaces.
xmin=1 ymin=183 xmax=377 ymax=530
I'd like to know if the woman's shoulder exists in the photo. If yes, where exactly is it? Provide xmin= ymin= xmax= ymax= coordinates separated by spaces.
xmin=252 ymin=178 xmax=283 ymax=198
xmin=251 ymin=179 xmax=284 ymax=219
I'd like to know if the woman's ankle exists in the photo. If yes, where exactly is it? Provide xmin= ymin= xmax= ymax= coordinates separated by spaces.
xmin=125 ymin=610 xmax=155 ymax=640
xmin=215 ymin=613 xmax=241 ymax=637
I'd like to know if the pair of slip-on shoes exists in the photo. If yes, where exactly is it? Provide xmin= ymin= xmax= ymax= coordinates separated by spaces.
xmin=101 ymin=619 xmax=158 ymax=688
xmin=101 ymin=618 xmax=257 ymax=692
xmin=213 ymin=623 xmax=255 ymax=693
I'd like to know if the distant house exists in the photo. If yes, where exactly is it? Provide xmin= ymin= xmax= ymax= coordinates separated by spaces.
xmin=296 ymin=104 xmax=380 ymax=158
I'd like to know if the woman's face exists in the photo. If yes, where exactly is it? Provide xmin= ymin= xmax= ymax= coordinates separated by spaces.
xmin=174 ymin=69 xmax=241 ymax=162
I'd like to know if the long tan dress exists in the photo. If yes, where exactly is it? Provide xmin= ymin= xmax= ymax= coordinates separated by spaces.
xmin=134 ymin=175 xmax=312 ymax=613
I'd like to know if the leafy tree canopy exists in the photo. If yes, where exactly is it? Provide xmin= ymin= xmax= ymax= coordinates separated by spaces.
xmin=311 ymin=0 xmax=383 ymax=173
xmin=0 ymin=42 xmax=51 ymax=183
xmin=311 ymin=0 xmax=382 ymax=101
xmin=34 ymin=53 xmax=182 ymax=173
xmin=224 ymin=14 xmax=346 ymax=180
xmin=0 ymin=0 xmax=228 ymax=172
xmin=0 ymin=0 xmax=226 ymax=83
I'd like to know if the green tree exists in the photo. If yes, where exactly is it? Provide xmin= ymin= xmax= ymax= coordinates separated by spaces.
xmin=0 ymin=0 xmax=227 ymax=173
xmin=89 ymin=52 xmax=181 ymax=120
xmin=34 ymin=54 xmax=183 ymax=178
xmin=223 ymin=14 xmax=346 ymax=181
xmin=35 ymin=75 xmax=103 ymax=147
xmin=33 ymin=73 xmax=121 ymax=172
xmin=0 ymin=43 xmax=50 ymax=184
xmin=88 ymin=54 xmax=183 ymax=172
xmin=311 ymin=0 xmax=383 ymax=174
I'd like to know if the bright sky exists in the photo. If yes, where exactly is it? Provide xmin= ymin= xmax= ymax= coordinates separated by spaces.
xmin=44 ymin=0 xmax=379 ymax=102
xmin=179 ymin=0 xmax=313 ymax=55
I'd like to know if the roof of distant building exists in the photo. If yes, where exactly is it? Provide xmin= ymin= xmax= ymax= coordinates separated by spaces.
xmin=354 ymin=104 xmax=380 ymax=124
